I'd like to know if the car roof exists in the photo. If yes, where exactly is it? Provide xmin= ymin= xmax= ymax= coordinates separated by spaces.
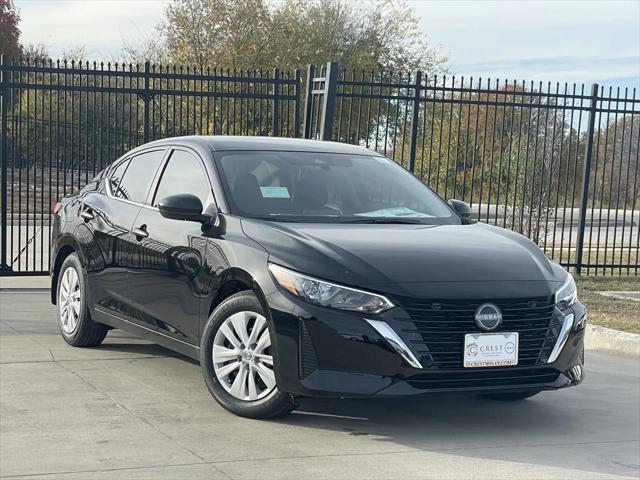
xmin=141 ymin=135 xmax=381 ymax=156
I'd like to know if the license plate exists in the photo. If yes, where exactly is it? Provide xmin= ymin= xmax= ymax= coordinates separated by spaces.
xmin=463 ymin=332 xmax=519 ymax=368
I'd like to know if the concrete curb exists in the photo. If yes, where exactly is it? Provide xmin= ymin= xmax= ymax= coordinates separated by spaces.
xmin=0 ymin=276 xmax=50 ymax=290
xmin=585 ymin=324 xmax=640 ymax=357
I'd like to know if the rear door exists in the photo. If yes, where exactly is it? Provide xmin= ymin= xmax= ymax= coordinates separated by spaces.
xmin=84 ymin=149 xmax=167 ymax=321
xmin=127 ymin=148 xmax=215 ymax=345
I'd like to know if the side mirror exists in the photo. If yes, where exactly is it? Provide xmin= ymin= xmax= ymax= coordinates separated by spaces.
xmin=158 ymin=193 xmax=205 ymax=222
xmin=448 ymin=199 xmax=472 ymax=219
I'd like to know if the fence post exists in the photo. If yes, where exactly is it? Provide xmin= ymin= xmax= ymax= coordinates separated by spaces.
xmin=294 ymin=68 xmax=301 ymax=138
xmin=575 ymin=83 xmax=599 ymax=276
xmin=407 ymin=70 xmax=423 ymax=174
xmin=0 ymin=54 xmax=8 ymax=272
xmin=302 ymin=64 xmax=316 ymax=139
xmin=142 ymin=61 xmax=151 ymax=144
xmin=272 ymin=68 xmax=280 ymax=137
xmin=319 ymin=61 xmax=338 ymax=141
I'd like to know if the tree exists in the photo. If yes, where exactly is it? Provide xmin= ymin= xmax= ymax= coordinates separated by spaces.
xmin=127 ymin=0 xmax=446 ymax=73
xmin=0 ymin=0 xmax=21 ymax=58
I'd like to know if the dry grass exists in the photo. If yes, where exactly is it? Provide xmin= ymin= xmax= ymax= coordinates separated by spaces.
xmin=576 ymin=276 xmax=639 ymax=334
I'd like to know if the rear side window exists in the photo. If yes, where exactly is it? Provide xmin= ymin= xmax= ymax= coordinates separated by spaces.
xmin=115 ymin=150 xmax=166 ymax=203
xmin=153 ymin=150 xmax=212 ymax=207
xmin=108 ymin=158 xmax=130 ymax=198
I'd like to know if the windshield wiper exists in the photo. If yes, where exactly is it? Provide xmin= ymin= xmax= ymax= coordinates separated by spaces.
xmin=338 ymin=218 xmax=426 ymax=224
xmin=248 ymin=215 xmax=301 ymax=223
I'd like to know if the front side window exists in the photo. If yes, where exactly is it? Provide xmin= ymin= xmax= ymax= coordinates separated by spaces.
xmin=115 ymin=150 xmax=166 ymax=203
xmin=153 ymin=150 xmax=213 ymax=207
xmin=215 ymin=152 xmax=458 ymax=224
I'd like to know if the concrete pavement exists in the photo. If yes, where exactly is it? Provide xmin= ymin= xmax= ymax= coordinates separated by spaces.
xmin=1 ymin=291 xmax=639 ymax=479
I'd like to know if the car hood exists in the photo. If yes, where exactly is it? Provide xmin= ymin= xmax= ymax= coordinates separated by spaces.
xmin=241 ymin=220 xmax=561 ymax=288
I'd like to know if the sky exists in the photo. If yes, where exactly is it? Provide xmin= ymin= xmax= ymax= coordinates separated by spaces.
xmin=15 ymin=0 xmax=640 ymax=90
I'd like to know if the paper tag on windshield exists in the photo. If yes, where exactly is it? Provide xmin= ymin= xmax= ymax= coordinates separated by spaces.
xmin=260 ymin=186 xmax=290 ymax=199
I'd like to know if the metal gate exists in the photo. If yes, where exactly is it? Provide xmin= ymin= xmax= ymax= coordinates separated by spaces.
xmin=0 ymin=56 xmax=300 ymax=275
xmin=1 ymin=57 xmax=638 ymax=276
xmin=305 ymin=63 xmax=639 ymax=276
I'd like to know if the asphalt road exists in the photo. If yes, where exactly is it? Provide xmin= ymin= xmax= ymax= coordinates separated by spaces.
xmin=1 ymin=291 xmax=639 ymax=480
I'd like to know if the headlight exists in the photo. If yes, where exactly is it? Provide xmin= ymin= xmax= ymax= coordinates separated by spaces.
xmin=555 ymin=273 xmax=577 ymax=310
xmin=268 ymin=263 xmax=394 ymax=314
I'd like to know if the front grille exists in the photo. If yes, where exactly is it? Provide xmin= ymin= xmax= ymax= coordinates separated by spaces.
xmin=407 ymin=367 xmax=560 ymax=390
xmin=397 ymin=296 xmax=561 ymax=370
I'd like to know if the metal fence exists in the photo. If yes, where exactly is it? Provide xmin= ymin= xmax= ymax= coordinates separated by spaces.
xmin=1 ymin=58 xmax=638 ymax=276
xmin=307 ymin=63 xmax=639 ymax=276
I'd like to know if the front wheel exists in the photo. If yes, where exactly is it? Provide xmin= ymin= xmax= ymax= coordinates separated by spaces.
xmin=200 ymin=291 xmax=296 ymax=419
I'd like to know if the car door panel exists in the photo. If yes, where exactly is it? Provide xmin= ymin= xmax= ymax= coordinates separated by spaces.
xmin=84 ymin=195 xmax=142 ymax=319
xmin=127 ymin=207 xmax=207 ymax=343
xmin=74 ymin=165 xmax=143 ymax=320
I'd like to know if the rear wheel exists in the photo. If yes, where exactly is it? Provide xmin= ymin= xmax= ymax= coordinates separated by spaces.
xmin=57 ymin=253 xmax=108 ymax=347
xmin=200 ymin=291 xmax=296 ymax=419
xmin=481 ymin=390 xmax=541 ymax=401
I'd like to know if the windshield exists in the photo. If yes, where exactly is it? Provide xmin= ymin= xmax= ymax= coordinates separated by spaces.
xmin=214 ymin=151 xmax=459 ymax=225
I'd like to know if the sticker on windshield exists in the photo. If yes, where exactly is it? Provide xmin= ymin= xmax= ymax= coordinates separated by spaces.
xmin=260 ymin=186 xmax=290 ymax=199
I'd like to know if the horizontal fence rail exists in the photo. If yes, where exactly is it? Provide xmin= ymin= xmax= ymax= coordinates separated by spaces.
xmin=0 ymin=57 xmax=638 ymax=276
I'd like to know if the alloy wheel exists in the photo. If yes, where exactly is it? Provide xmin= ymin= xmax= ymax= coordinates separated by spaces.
xmin=59 ymin=267 xmax=81 ymax=334
xmin=212 ymin=311 xmax=276 ymax=401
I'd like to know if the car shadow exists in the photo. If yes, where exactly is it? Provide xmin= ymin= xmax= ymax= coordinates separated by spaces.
xmin=268 ymin=380 xmax=635 ymax=478
xmin=95 ymin=332 xmax=201 ymax=365
xmin=95 ymin=337 xmax=635 ymax=478
xmin=41 ymin=317 xmax=636 ymax=479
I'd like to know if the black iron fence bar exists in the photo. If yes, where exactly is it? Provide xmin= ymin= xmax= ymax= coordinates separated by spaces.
xmin=0 ymin=54 xmax=8 ymax=271
xmin=340 ymin=77 xmax=599 ymax=101
xmin=336 ymin=76 xmax=638 ymax=107
xmin=302 ymin=64 xmax=316 ymax=139
xmin=143 ymin=61 xmax=151 ymax=143
xmin=293 ymin=68 xmax=301 ymax=138
xmin=272 ymin=68 xmax=280 ymax=137
xmin=336 ymin=90 xmax=639 ymax=114
xmin=424 ymin=83 xmax=601 ymax=101
xmin=407 ymin=70 xmax=422 ymax=174
xmin=1 ymin=82 xmax=298 ymax=101
xmin=319 ymin=62 xmax=338 ymax=141
xmin=2 ymin=63 xmax=299 ymax=86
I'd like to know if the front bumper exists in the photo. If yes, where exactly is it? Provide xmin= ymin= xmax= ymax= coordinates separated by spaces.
xmin=266 ymin=289 xmax=586 ymax=398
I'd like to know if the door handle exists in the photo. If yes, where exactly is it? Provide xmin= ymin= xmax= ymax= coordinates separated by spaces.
xmin=80 ymin=208 xmax=94 ymax=221
xmin=132 ymin=225 xmax=149 ymax=240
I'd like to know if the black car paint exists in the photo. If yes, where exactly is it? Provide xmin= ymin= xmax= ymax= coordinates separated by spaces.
xmin=51 ymin=136 xmax=585 ymax=398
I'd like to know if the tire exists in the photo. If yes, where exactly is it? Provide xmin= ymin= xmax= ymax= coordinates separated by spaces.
xmin=200 ymin=291 xmax=296 ymax=419
xmin=481 ymin=390 xmax=541 ymax=401
xmin=56 ymin=253 xmax=108 ymax=347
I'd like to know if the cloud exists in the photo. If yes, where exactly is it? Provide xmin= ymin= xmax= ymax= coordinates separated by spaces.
xmin=15 ymin=0 xmax=640 ymax=88
xmin=409 ymin=0 xmax=640 ymax=88
xmin=16 ymin=0 xmax=168 ymax=59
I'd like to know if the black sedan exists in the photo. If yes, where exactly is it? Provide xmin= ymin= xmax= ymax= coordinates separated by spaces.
xmin=50 ymin=136 xmax=586 ymax=418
